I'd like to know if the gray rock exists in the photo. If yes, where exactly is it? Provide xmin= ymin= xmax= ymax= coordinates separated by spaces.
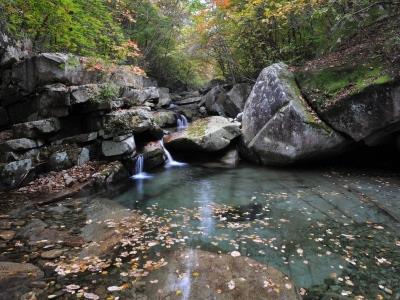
xmin=17 ymin=219 xmax=47 ymax=239
xmin=57 ymin=132 xmax=98 ymax=145
xmin=70 ymin=84 xmax=100 ymax=104
xmin=37 ymin=83 xmax=70 ymax=118
xmin=0 ymin=33 xmax=31 ymax=67
xmin=164 ymin=116 xmax=241 ymax=152
xmin=142 ymin=141 xmax=166 ymax=170
xmin=13 ymin=118 xmax=60 ymax=138
xmin=48 ymin=147 xmax=90 ymax=171
xmin=122 ymin=86 xmax=159 ymax=105
xmin=92 ymin=161 xmax=129 ymax=185
xmin=152 ymin=111 xmax=177 ymax=128
xmin=0 ymin=149 xmax=40 ymax=164
xmin=104 ymin=107 xmax=162 ymax=137
xmin=0 ymin=138 xmax=41 ymax=152
xmin=102 ymin=136 xmax=136 ymax=157
xmin=241 ymin=63 xmax=348 ymax=165
xmin=157 ymin=87 xmax=172 ymax=108
xmin=175 ymin=96 xmax=203 ymax=106
xmin=0 ymin=159 xmax=33 ymax=191
xmin=110 ymin=66 xmax=157 ymax=89
xmin=11 ymin=53 xmax=100 ymax=94
xmin=316 ymin=83 xmax=400 ymax=144
xmin=204 ymin=84 xmax=252 ymax=118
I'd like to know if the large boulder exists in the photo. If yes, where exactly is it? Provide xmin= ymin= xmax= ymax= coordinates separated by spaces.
xmin=164 ymin=116 xmax=241 ymax=152
xmin=104 ymin=107 xmax=162 ymax=137
xmin=314 ymin=83 xmax=400 ymax=146
xmin=204 ymin=84 xmax=252 ymax=118
xmin=141 ymin=141 xmax=166 ymax=170
xmin=13 ymin=118 xmax=60 ymax=138
xmin=0 ymin=159 xmax=33 ymax=191
xmin=102 ymin=135 xmax=136 ymax=157
xmin=241 ymin=63 xmax=348 ymax=165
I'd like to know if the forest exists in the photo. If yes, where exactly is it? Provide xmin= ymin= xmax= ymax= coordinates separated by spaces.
xmin=1 ymin=0 xmax=399 ymax=87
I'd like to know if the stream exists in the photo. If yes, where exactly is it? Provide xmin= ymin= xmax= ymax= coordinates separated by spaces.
xmin=2 ymin=162 xmax=399 ymax=299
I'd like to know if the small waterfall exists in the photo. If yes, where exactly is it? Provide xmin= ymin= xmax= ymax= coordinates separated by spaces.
xmin=131 ymin=154 xmax=152 ymax=179
xmin=160 ymin=140 xmax=186 ymax=168
xmin=177 ymin=114 xmax=188 ymax=130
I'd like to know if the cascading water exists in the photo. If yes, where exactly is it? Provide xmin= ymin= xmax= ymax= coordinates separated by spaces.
xmin=160 ymin=140 xmax=186 ymax=168
xmin=131 ymin=154 xmax=152 ymax=179
xmin=177 ymin=114 xmax=188 ymax=130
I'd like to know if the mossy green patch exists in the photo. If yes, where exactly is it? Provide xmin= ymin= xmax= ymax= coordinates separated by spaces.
xmin=187 ymin=118 xmax=208 ymax=139
xmin=296 ymin=63 xmax=395 ymax=110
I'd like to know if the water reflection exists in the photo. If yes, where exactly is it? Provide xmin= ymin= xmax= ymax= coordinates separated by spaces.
xmin=196 ymin=180 xmax=215 ymax=237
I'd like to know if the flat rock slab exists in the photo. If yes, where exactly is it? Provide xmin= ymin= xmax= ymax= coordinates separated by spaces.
xmin=144 ymin=249 xmax=298 ymax=300
xmin=164 ymin=116 xmax=241 ymax=152
xmin=0 ymin=230 xmax=16 ymax=241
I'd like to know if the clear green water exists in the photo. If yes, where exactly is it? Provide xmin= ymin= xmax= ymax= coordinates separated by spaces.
xmin=106 ymin=164 xmax=400 ymax=298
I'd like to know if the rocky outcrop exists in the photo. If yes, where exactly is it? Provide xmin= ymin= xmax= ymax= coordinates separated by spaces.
xmin=313 ymin=83 xmax=400 ymax=146
xmin=164 ymin=116 xmax=241 ymax=152
xmin=241 ymin=63 xmax=348 ymax=165
xmin=203 ymin=83 xmax=252 ymax=118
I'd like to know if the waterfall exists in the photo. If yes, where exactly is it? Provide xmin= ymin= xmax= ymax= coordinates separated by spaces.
xmin=131 ymin=154 xmax=152 ymax=179
xmin=177 ymin=114 xmax=188 ymax=130
xmin=160 ymin=140 xmax=186 ymax=168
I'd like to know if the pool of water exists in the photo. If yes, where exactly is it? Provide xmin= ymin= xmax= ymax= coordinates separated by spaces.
xmin=101 ymin=163 xmax=400 ymax=298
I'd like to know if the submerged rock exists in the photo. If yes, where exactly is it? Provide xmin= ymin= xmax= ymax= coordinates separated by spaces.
xmin=0 ymin=261 xmax=44 ymax=300
xmin=164 ymin=116 xmax=241 ymax=152
xmin=241 ymin=63 xmax=348 ymax=165
xmin=144 ymin=249 xmax=298 ymax=300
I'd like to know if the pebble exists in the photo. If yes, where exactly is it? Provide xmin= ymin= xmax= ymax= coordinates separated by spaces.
xmin=0 ymin=230 xmax=16 ymax=241
xmin=40 ymin=249 xmax=66 ymax=259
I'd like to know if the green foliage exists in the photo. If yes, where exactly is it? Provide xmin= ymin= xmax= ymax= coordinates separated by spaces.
xmin=196 ymin=0 xmax=400 ymax=81
xmin=1 ymin=0 xmax=125 ymax=59
xmin=91 ymin=83 xmax=120 ymax=104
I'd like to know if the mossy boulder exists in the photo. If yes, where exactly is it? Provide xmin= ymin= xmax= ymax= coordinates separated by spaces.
xmin=241 ymin=63 xmax=348 ymax=166
xmin=297 ymin=63 xmax=400 ymax=144
xmin=163 ymin=116 xmax=241 ymax=152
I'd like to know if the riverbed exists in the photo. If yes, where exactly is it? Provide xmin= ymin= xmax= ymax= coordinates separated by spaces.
xmin=1 ymin=163 xmax=399 ymax=299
